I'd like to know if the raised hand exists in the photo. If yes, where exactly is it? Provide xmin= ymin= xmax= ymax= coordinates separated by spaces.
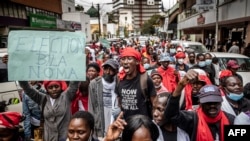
xmin=104 ymin=112 xmax=127 ymax=141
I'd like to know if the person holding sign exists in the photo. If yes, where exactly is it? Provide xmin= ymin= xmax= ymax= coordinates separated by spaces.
xmin=19 ymin=80 xmax=79 ymax=141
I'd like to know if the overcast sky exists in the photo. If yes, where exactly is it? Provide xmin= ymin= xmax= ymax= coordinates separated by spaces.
xmin=75 ymin=0 xmax=169 ymax=13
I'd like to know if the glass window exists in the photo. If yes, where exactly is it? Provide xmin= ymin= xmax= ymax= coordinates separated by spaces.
xmin=8 ymin=3 xmax=15 ymax=17
xmin=0 ymin=3 xmax=3 ymax=16
xmin=3 ymin=3 xmax=9 ymax=16
xmin=13 ymin=4 xmax=18 ymax=18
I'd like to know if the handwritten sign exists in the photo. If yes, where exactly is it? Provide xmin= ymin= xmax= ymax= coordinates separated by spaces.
xmin=8 ymin=30 xmax=86 ymax=81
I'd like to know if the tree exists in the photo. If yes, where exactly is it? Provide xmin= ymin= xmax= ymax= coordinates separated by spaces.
xmin=141 ymin=14 xmax=163 ymax=35
xmin=107 ymin=12 xmax=117 ymax=24
xmin=75 ymin=4 xmax=84 ymax=11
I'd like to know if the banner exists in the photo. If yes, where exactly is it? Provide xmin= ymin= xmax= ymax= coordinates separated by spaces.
xmin=196 ymin=0 xmax=215 ymax=11
xmin=99 ymin=38 xmax=110 ymax=48
xmin=8 ymin=30 xmax=86 ymax=81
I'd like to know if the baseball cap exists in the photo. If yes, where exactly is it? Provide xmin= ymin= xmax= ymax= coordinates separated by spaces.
xmin=159 ymin=53 xmax=170 ymax=62
xmin=198 ymin=85 xmax=223 ymax=103
xmin=102 ymin=59 xmax=119 ymax=70
xmin=150 ymin=69 xmax=162 ymax=80
xmin=227 ymin=60 xmax=240 ymax=69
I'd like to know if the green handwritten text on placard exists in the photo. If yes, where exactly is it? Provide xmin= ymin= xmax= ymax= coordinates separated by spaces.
xmin=8 ymin=30 xmax=86 ymax=81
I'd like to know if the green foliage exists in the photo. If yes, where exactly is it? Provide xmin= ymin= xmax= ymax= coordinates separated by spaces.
xmin=141 ymin=14 xmax=163 ymax=35
xmin=75 ymin=4 xmax=84 ymax=11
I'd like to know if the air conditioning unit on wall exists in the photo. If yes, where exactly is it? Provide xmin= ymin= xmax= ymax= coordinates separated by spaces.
xmin=147 ymin=0 xmax=155 ymax=5
xmin=127 ymin=0 xmax=135 ymax=5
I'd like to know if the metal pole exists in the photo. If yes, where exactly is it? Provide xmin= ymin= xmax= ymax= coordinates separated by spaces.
xmin=97 ymin=4 xmax=101 ymax=36
xmin=215 ymin=0 xmax=219 ymax=51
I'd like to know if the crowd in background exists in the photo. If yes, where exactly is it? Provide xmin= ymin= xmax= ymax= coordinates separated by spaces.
xmin=0 ymin=37 xmax=250 ymax=141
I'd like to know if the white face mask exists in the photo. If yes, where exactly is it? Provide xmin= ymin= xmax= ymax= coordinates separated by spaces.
xmin=177 ymin=59 xmax=184 ymax=64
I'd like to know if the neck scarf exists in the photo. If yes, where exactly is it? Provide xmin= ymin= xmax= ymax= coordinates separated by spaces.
xmin=196 ymin=107 xmax=229 ymax=141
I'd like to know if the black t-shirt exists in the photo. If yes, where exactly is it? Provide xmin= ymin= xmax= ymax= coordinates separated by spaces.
xmin=161 ymin=127 xmax=177 ymax=141
xmin=116 ymin=73 xmax=156 ymax=119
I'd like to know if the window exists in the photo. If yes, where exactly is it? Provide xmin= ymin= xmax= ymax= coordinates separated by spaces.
xmin=68 ymin=7 xmax=71 ymax=12
xmin=0 ymin=3 xmax=3 ymax=16
xmin=13 ymin=4 xmax=18 ymax=18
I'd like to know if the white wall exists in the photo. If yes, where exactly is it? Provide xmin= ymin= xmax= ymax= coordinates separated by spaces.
xmin=62 ymin=0 xmax=75 ymax=13
xmin=178 ymin=0 xmax=250 ymax=30
xmin=62 ymin=12 xmax=91 ymax=42
xmin=107 ymin=23 xmax=117 ymax=37
xmin=119 ymin=10 xmax=133 ymax=27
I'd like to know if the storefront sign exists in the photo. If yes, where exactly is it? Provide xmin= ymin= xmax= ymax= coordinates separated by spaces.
xmin=71 ymin=22 xmax=82 ymax=30
xmin=196 ymin=0 xmax=215 ymax=11
xmin=56 ymin=19 xmax=73 ymax=30
xmin=197 ymin=14 xmax=205 ymax=25
xmin=29 ymin=13 xmax=56 ymax=28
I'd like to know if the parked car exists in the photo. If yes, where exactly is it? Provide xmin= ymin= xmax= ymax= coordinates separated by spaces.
xmin=171 ymin=40 xmax=208 ymax=54
xmin=0 ymin=48 xmax=23 ymax=113
xmin=210 ymin=52 xmax=250 ymax=86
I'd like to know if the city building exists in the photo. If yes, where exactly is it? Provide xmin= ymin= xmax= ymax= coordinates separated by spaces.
xmin=176 ymin=0 xmax=250 ymax=48
xmin=62 ymin=12 xmax=91 ymax=42
xmin=112 ymin=0 xmax=162 ymax=33
xmin=62 ymin=0 xmax=76 ymax=13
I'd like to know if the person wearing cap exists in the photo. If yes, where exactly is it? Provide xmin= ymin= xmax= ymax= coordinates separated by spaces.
xmin=150 ymin=69 xmax=169 ymax=95
xmin=117 ymin=47 xmax=156 ymax=120
xmin=19 ymin=79 xmax=79 ymax=141
xmin=164 ymin=69 xmax=235 ymax=141
xmin=157 ymin=53 xmax=178 ymax=93
xmin=88 ymin=59 xmax=120 ymax=138
xmin=175 ymin=52 xmax=189 ymax=81
xmin=226 ymin=59 xmax=243 ymax=83
xmin=0 ymin=112 xmax=24 ymax=141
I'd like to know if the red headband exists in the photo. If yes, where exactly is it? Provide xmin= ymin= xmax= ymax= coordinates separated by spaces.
xmin=119 ymin=47 xmax=145 ymax=80
xmin=0 ymin=112 xmax=22 ymax=128
xmin=43 ymin=81 xmax=68 ymax=91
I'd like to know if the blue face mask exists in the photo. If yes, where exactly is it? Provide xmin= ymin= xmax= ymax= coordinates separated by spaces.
xmin=205 ymin=59 xmax=212 ymax=65
xmin=227 ymin=92 xmax=244 ymax=101
xmin=198 ymin=61 xmax=206 ymax=67
xmin=170 ymin=49 xmax=176 ymax=54
xmin=143 ymin=63 xmax=150 ymax=70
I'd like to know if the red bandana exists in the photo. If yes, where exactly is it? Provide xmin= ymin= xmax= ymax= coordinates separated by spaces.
xmin=196 ymin=107 xmax=229 ymax=141
xmin=43 ymin=81 xmax=68 ymax=91
xmin=0 ymin=112 xmax=22 ymax=128
xmin=119 ymin=47 xmax=145 ymax=80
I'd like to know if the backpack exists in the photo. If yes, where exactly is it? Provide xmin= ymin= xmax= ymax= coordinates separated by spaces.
xmin=117 ymin=72 xmax=152 ymax=118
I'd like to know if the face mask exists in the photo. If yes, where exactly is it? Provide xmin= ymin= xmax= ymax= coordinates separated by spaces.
xmin=205 ymin=59 xmax=212 ymax=65
xmin=155 ymin=83 xmax=162 ymax=89
xmin=198 ymin=61 xmax=206 ymax=67
xmin=170 ymin=49 xmax=176 ymax=54
xmin=177 ymin=59 xmax=184 ymax=64
xmin=227 ymin=92 xmax=244 ymax=101
xmin=103 ymin=74 xmax=115 ymax=83
xmin=143 ymin=63 xmax=150 ymax=70
xmin=169 ymin=64 xmax=176 ymax=69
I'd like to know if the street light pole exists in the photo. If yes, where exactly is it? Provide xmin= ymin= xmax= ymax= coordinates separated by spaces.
xmin=97 ymin=4 xmax=101 ymax=36
xmin=215 ymin=0 xmax=219 ymax=51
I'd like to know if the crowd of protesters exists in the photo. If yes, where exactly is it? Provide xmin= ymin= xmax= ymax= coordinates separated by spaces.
xmin=1 ymin=37 xmax=250 ymax=141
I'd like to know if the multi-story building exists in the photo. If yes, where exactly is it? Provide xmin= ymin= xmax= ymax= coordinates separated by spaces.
xmin=112 ymin=0 xmax=162 ymax=31
xmin=61 ymin=0 xmax=76 ymax=13
xmin=176 ymin=0 xmax=250 ymax=48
